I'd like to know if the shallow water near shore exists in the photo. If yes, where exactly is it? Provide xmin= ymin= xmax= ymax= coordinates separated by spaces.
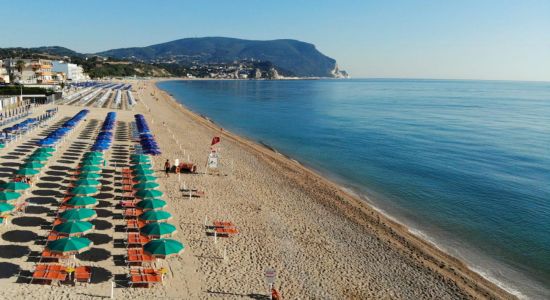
xmin=158 ymin=79 xmax=550 ymax=298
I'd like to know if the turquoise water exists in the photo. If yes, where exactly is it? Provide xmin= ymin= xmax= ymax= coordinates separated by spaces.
xmin=158 ymin=79 xmax=550 ymax=298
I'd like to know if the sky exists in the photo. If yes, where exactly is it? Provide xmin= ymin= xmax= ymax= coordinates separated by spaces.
xmin=0 ymin=0 xmax=549 ymax=81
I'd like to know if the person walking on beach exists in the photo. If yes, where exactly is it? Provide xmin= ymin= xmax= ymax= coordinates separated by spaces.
xmin=164 ymin=159 xmax=171 ymax=177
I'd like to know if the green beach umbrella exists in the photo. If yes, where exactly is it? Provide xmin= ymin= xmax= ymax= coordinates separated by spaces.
xmin=131 ymin=156 xmax=150 ymax=163
xmin=31 ymin=151 xmax=52 ymax=157
xmin=136 ymin=199 xmax=167 ymax=211
xmin=74 ymin=179 xmax=101 ymax=186
xmin=133 ymin=182 xmax=160 ymax=190
xmin=130 ymin=154 xmax=149 ymax=159
xmin=81 ymin=159 xmax=101 ymax=166
xmin=52 ymin=220 xmax=94 ymax=236
xmin=46 ymin=237 xmax=92 ymax=254
xmin=1 ymin=182 xmax=30 ymax=191
xmin=0 ymin=144 xmax=5 ymax=149
xmin=59 ymin=208 xmax=97 ymax=221
xmin=0 ymin=202 xmax=15 ymax=215
xmin=0 ymin=191 xmax=21 ymax=201
xmin=140 ymin=222 xmax=176 ymax=238
xmin=131 ymin=164 xmax=153 ymax=170
xmin=143 ymin=239 xmax=184 ymax=258
xmin=39 ymin=147 xmax=55 ymax=153
xmin=134 ymin=175 xmax=157 ymax=182
xmin=65 ymin=196 xmax=98 ymax=208
xmin=80 ymin=165 xmax=101 ymax=172
xmin=78 ymin=172 xmax=102 ymax=179
xmin=84 ymin=152 xmax=103 ymax=158
xmin=133 ymin=168 xmax=154 ymax=175
xmin=27 ymin=155 xmax=48 ymax=162
xmin=135 ymin=189 xmax=163 ymax=199
xmin=22 ymin=161 xmax=44 ymax=169
xmin=71 ymin=186 xmax=98 ymax=195
xmin=16 ymin=168 xmax=40 ymax=176
xmin=139 ymin=210 xmax=172 ymax=222
xmin=35 ymin=148 xmax=55 ymax=154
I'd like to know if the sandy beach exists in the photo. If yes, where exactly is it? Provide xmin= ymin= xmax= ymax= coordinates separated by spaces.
xmin=0 ymin=79 xmax=515 ymax=299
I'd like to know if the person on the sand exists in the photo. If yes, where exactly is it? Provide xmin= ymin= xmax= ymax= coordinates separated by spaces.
xmin=164 ymin=159 xmax=171 ymax=177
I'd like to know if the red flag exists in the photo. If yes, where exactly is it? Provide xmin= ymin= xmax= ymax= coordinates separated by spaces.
xmin=211 ymin=136 xmax=220 ymax=146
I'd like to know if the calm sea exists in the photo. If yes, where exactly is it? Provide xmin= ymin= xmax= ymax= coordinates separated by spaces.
xmin=158 ymin=79 xmax=550 ymax=299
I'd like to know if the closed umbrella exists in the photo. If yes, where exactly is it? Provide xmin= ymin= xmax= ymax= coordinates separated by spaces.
xmin=140 ymin=222 xmax=176 ymax=238
xmin=143 ymin=239 xmax=184 ymax=258
xmin=136 ymin=199 xmax=166 ymax=211
xmin=139 ymin=210 xmax=172 ymax=222
xmin=59 ymin=208 xmax=97 ymax=221
xmin=52 ymin=220 xmax=94 ymax=236
xmin=46 ymin=237 xmax=92 ymax=255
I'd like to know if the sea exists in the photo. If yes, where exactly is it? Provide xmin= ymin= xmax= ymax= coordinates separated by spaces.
xmin=157 ymin=79 xmax=550 ymax=299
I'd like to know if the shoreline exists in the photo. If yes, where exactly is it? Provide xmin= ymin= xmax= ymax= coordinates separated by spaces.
xmin=150 ymin=79 xmax=516 ymax=299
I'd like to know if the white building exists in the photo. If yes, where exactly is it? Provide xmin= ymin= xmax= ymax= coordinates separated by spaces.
xmin=52 ymin=61 xmax=88 ymax=81
xmin=0 ymin=60 xmax=9 ymax=83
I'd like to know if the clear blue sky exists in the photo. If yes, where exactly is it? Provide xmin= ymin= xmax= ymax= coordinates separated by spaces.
xmin=1 ymin=0 xmax=549 ymax=81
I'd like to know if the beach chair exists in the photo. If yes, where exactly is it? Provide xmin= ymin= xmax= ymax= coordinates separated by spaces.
xmin=126 ymin=233 xmax=150 ymax=247
xmin=31 ymin=264 xmax=68 ymax=285
xmin=126 ymin=248 xmax=155 ymax=266
xmin=123 ymin=208 xmax=143 ymax=219
xmin=212 ymin=221 xmax=239 ymax=237
xmin=128 ymin=268 xmax=163 ymax=287
xmin=126 ymin=219 xmax=146 ymax=231
xmin=40 ymin=249 xmax=69 ymax=263
xmin=74 ymin=266 xmax=92 ymax=284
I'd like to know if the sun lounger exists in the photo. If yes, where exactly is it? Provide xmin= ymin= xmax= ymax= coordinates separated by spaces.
xmin=74 ymin=266 xmax=92 ymax=283
xmin=40 ymin=249 xmax=69 ymax=263
xmin=126 ymin=219 xmax=146 ymax=231
xmin=31 ymin=264 xmax=68 ymax=284
xmin=121 ymin=200 xmax=137 ymax=208
xmin=212 ymin=221 xmax=239 ymax=237
xmin=126 ymin=248 xmax=155 ymax=266
xmin=127 ymin=233 xmax=150 ymax=247
xmin=128 ymin=269 xmax=163 ymax=287
xmin=124 ymin=208 xmax=143 ymax=219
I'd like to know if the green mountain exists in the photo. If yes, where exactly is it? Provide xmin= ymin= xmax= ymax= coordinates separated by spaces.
xmin=97 ymin=37 xmax=340 ymax=77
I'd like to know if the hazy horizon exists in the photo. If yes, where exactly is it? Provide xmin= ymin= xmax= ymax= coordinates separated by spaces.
xmin=1 ymin=0 xmax=548 ymax=81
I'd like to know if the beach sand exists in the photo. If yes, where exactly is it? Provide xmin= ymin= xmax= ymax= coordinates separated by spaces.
xmin=0 ymin=80 xmax=515 ymax=299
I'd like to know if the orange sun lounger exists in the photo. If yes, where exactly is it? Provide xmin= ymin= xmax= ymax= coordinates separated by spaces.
xmin=31 ymin=264 xmax=68 ymax=284
xmin=127 ymin=233 xmax=150 ymax=246
xmin=126 ymin=248 xmax=155 ymax=266
xmin=74 ymin=266 xmax=92 ymax=283
xmin=124 ymin=208 xmax=143 ymax=218
xmin=40 ymin=250 xmax=69 ymax=263
xmin=126 ymin=219 xmax=146 ymax=230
